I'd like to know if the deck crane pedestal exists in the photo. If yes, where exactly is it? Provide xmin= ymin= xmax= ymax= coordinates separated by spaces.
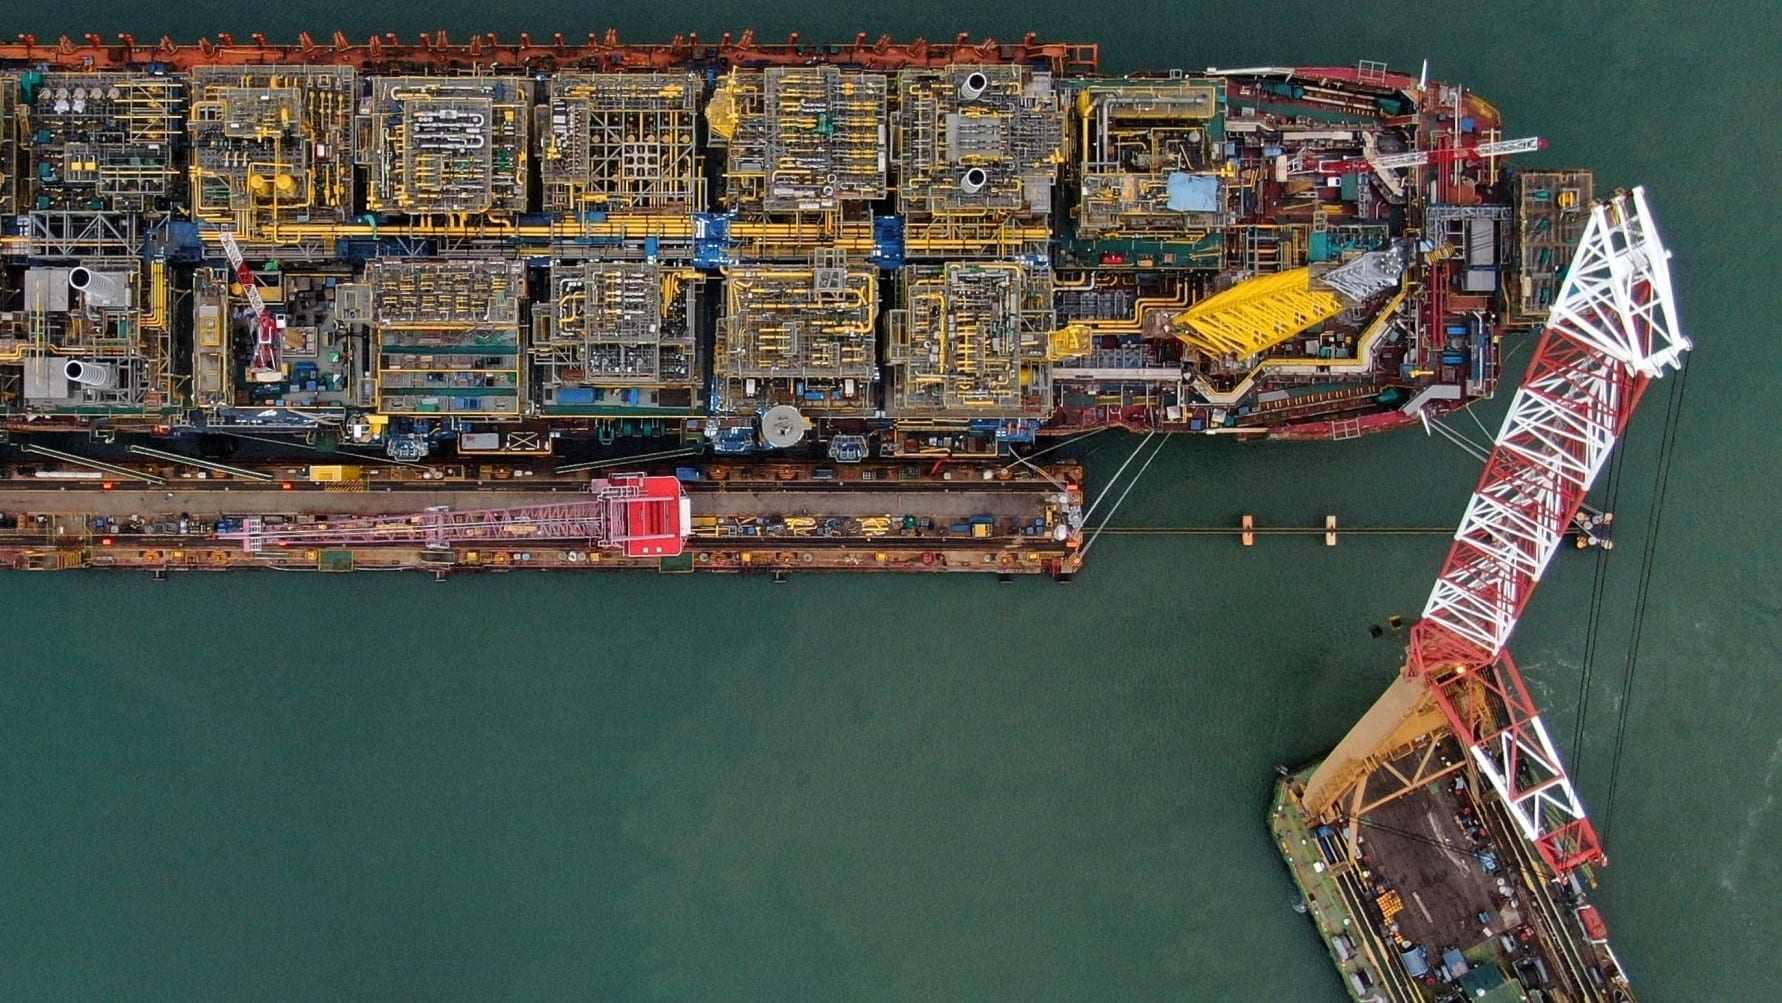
xmin=1297 ymin=186 xmax=1689 ymax=878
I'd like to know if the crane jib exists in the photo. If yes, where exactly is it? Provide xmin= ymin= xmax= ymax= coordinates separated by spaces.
xmin=1408 ymin=187 xmax=1689 ymax=874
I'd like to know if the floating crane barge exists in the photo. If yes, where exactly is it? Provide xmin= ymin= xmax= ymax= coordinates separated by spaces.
xmin=0 ymin=458 xmax=1085 ymax=576
xmin=1272 ymin=188 xmax=1686 ymax=1002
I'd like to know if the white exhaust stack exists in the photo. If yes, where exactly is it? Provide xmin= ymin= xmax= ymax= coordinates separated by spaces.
xmin=64 ymin=359 xmax=117 ymax=389
xmin=68 ymin=266 xmax=127 ymax=306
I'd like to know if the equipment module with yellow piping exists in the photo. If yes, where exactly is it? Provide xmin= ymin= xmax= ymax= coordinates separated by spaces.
xmin=0 ymin=33 xmax=1594 ymax=460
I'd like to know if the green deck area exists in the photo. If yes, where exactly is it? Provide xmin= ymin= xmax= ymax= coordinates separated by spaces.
xmin=1270 ymin=769 xmax=1396 ymax=1001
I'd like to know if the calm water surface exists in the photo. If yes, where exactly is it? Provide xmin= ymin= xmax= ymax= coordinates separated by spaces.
xmin=4 ymin=2 xmax=1776 ymax=998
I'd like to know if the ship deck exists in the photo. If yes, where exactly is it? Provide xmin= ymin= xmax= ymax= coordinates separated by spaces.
xmin=0 ymin=38 xmax=1572 ymax=451
xmin=1271 ymin=759 xmax=1634 ymax=1002
xmin=0 ymin=458 xmax=1083 ymax=577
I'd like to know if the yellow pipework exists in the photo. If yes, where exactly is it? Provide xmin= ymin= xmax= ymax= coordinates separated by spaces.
xmin=139 ymin=259 xmax=170 ymax=332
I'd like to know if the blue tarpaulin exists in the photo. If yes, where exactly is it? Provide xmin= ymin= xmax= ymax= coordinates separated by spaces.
xmin=1166 ymin=172 xmax=1220 ymax=213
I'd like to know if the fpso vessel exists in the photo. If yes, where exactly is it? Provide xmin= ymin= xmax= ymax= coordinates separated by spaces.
xmin=0 ymin=34 xmax=1594 ymax=577
xmin=0 ymin=33 xmax=1590 ymax=452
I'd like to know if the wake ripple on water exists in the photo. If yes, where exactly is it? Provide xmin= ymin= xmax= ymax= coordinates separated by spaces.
xmin=1720 ymin=735 xmax=1782 ymax=895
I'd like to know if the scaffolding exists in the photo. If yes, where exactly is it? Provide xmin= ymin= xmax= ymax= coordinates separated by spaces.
xmin=708 ymin=70 xmax=770 ymax=211
xmin=1512 ymin=170 xmax=1595 ymax=321
xmin=188 ymin=67 xmax=358 ymax=242
xmin=190 ymin=267 xmax=231 ymax=407
xmin=0 ymin=74 xmax=19 ymax=215
xmin=1072 ymin=79 xmax=1225 ymax=236
xmin=26 ymin=73 xmax=186 ymax=214
xmin=539 ymin=73 xmax=702 ymax=216
xmin=532 ymin=262 xmax=700 ymax=412
xmin=885 ymin=261 xmax=1055 ymax=417
xmin=715 ymin=250 xmax=877 ymax=414
xmin=363 ymin=77 xmax=532 ymax=215
xmin=369 ymin=258 xmax=525 ymax=417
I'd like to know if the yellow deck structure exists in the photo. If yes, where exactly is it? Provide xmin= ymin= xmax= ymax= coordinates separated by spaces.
xmin=537 ymin=73 xmax=702 ymax=215
xmin=29 ymin=73 xmax=185 ymax=215
xmin=1172 ymin=267 xmax=1349 ymax=359
xmin=884 ymin=261 xmax=1055 ymax=417
xmin=368 ymin=258 xmax=525 ymax=417
xmin=1073 ymin=79 xmax=1224 ymax=237
xmin=531 ymin=261 xmax=701 ymax=412
xmin=364 ymin=76 xmax=532 ymax=216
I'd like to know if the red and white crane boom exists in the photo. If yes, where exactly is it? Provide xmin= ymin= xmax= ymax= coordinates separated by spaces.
xmin=1410 ymin=186 xmax=1688 ymax=873
xmin=1372 ymin=135 xmax=1545 ymax=171
xmin=218 ymin=229 xmax=285 ymax=384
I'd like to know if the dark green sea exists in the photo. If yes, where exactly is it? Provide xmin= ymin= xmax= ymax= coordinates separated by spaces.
xmin=4 ymin=3 xmax=1776 ymax=998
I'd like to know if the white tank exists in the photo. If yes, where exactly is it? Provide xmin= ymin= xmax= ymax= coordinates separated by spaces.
xmin=760 ymin=405 xmax=809 ymax=449
xmin=959 ymin=167 xmax=989 ymax=195
xmin=958 ymin=71 xmax=989 ymax=101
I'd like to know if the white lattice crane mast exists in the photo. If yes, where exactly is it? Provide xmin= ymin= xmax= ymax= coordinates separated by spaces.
xmin=1319 ymin=136 xmax=1546 ymax=175
xmin=218 ymin=229 xmax=285 ymax=384
xmin=1410 ymin=186 xmax=1689 ymax=873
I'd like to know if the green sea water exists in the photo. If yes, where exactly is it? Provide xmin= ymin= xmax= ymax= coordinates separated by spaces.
xmin=4 ymin=3 xmax=1777 ymax=998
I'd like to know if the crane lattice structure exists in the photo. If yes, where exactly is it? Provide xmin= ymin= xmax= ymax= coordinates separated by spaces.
xmin=1299 ymin=187 xmax=1689 ymax=875
xmin=1318 ymin=136 xmax=1546 ymax=176
xmin=217 ymin=229 xmax=284 ymax=384
xmin=217 ymin=474 xmax=690 ymax=559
